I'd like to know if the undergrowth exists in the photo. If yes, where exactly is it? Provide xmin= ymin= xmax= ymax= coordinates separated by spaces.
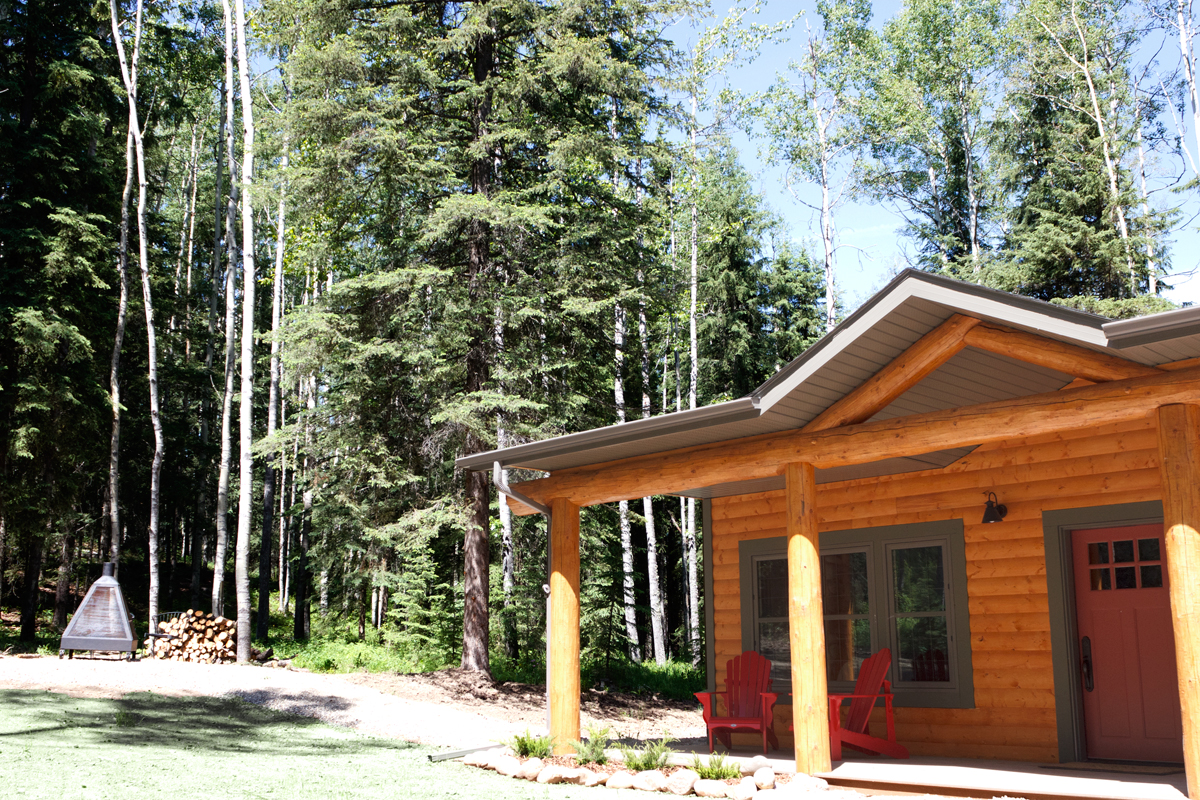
xmin=618 ymin=734 xmax=675 ymax=771
xmin=509 ymin=729 xmax=554 ymax=759
xmin=692 ymin=752 xmax=741 ymax=780
xmin=570 ymin=725 xmax=612 ymax=765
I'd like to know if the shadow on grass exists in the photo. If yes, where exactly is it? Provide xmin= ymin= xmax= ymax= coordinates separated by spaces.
xmin=0 ymin=689 xmax=414 ymax=759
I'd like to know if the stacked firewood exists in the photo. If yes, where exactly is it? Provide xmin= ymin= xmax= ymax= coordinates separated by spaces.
xmin=144 ymin=610 xmax=238 ymax=663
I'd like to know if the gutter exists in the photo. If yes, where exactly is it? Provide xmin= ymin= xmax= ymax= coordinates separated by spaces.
xmin=1103 ymin=304 xmax=1200 ymax=349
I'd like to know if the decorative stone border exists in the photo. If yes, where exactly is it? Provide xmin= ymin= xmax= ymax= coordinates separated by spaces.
xmin=459 ymin=749 xmax=834 ymax=797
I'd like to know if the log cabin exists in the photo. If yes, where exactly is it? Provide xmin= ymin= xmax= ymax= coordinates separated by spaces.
xmin=456 ymin=270 xmax=1200 ymax=794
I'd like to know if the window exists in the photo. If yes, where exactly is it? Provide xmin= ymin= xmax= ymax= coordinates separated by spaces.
xmin=739 ymin=519 xmax=974 ymax=709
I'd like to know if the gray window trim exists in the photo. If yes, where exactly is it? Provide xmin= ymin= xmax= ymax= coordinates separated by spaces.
xmin=1041 ymin=501 xmax=1163 ymax=764
xmin=738 ymin=519 xmax=974 ymax=709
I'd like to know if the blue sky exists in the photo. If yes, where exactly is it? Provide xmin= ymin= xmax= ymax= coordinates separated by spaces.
xmin=665 ymin=0 xmax=1200 ymax=314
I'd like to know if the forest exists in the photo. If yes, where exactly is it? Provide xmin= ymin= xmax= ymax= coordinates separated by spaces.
xmin=0 ymin=0 xmax=1192 ymax=683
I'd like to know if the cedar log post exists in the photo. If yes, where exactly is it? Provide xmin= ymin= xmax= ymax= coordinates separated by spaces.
xmin=785 ymin=462 xmax=831 ymax=773
xmin=549 ymin=496 xmax=581 ymax=754
xmin=1156 ymin=404 xmax=1200 ymax=798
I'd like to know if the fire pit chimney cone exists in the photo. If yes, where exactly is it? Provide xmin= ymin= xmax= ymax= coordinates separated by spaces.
xmin=59 ymin=562 xmax=137 ymax=659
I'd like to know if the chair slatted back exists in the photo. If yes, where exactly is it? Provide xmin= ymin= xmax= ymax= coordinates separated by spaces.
xmin=725 ymin=651 xmax=772 ymax=717
xmin=845 ymin=648 xmax=893 ymax=734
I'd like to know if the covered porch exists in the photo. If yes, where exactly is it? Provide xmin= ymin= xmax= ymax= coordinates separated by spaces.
xmin=460 ymin=271 xmax=1200 ymax=797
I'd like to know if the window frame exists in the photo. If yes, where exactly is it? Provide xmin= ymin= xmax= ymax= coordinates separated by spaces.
xmin=738 ymin=518 xmax=974 ymax=709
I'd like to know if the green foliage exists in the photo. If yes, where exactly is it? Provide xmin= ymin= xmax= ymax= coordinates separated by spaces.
xmin=618 ymin=734 xmax=675 ymax=772
xmin=509 ymin=729 xmax=554 ymax=759
xmin=570 ymin=724 xmax=612 ymax=766
xmin=1049 ymin=295 xmax=1179 ymax=320
xmin=692 ymin=752 xmax=741 ymax=780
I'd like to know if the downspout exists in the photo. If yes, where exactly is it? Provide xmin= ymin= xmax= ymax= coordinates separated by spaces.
xmin=492 ymin=462 xmax=553 ymax=733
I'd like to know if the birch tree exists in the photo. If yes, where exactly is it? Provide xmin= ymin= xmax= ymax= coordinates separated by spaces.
xmin=233 ymin=0 xmax=256 ymax=663
xmin=111 ymin=0 xmax=164 ymax=620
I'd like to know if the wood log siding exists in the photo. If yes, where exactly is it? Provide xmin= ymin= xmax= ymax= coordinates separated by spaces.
xmin=710 ymin=416 xmax=1160 ymax=762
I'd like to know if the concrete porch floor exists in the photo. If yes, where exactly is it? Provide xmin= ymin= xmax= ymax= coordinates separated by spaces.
xmin=653 ymin=739 xmax=1187 ymax=800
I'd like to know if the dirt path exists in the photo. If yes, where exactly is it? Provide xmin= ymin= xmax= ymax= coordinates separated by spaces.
xmin=0 ymin=654 xmax=705 ymax=749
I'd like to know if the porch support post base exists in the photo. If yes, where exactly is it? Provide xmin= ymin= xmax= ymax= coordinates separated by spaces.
xmin=785 ymin=462 xmax=831 ymax=774
xmin=549 ymin=496 xmax=581 ymax=754
xmin=1156 ymin=403 xmax=1200 ymax=798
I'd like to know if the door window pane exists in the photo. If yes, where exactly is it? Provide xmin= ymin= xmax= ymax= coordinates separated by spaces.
xmin=892 ymin=546 xmax=946 ymax=613
xmin=1088 ymin=542 xmax=1109 ymax=564
xmin=1138 ymin=538 xmax=1160 ymax=562
xmin=757 ymin=559 xmax=788 ymax=618
xmin=1141 ymin=565 xmax=1163 ymax=588
xmin=1091 ymin=568 xmax=1111 ymax=590
xmin=1115 ymin=566 xmax=1137 ymax=589
xmin=1112 ymin=540 xmax=1135 ymax=563
xmin=895 ymin=615 xmax=950 ymax=682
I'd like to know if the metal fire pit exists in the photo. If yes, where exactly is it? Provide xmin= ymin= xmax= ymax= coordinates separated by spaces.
xmin=59 ymin=562 xmax=137 ymax=660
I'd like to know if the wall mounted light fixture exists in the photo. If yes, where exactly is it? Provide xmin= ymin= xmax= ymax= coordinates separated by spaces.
xmin=982 ymin=492 xmax=1007 ymax=524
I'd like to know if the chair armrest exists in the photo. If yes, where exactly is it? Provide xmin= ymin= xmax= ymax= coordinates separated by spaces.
xmin=694 ymin=691 xmax=716 ymax=722
xmin=828 ymin=692 xmax=888 ymax=701
xmin=760 ymin=692 xmax=779 ymax=720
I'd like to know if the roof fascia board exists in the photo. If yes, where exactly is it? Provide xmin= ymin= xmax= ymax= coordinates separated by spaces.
xmin=455 ymin=396 xmax=760 ymax=471
xmin=1103 ymin=305 xmax=1200 ymax=349
xmin=753 ymin=273 xmax=1108 ymax=411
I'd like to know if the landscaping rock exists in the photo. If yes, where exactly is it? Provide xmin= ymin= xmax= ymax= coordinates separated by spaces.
xmin=741 ymin=755 xmax=771 ymax=776
xmin=778 ymin=774 xmax=828 ymax=793
xmin=515 ymin=758 xmax=544 ymax=780
xmin=666 ymin=768 xmax=700 ymax=796
xmin=494 ymin=755 xmax=521 ymax=777
xmin=726 ymin=776 xmax=759 ymax=800
xmin=605 ymin=771 xmax=636 ymax=790
xmin=561 ymin=768 xmax=584 ymax=784
xmin=752 ymin=766 xmax=775 ymax=789
xmin=579 ymin=769 xmax=608 ymax=787
xmin=631 ymin=769 xmax=668 ymax=792
xmin=536 ymin=765 xmax=567 ymax=784
xmin=693 ymin=779 xmax=729 ymax=798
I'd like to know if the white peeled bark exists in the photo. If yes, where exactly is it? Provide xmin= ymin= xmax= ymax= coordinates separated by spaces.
xmin=213 ymin=0 xmax=239 ymax=618
xmin=614 ymin=301 xmax=640 ymax=661
xmin=638 ymin=279 xmax=666 ymax=665
xmin=685 ymin=93 xmax=701 ymax=661
xmin=233 ymin=0 xmax=256 ymax=663
xmin=111 ymin=0 xmax=162 ymax=619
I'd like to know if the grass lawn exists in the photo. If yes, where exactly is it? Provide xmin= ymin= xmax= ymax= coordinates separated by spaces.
xmin=0 ymin=690 xmax=610 ymax=800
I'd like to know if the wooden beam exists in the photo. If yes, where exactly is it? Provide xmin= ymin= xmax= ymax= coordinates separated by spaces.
xmin=803 ymin=314 xmax=980 ymax=432
xmin=786 ymin=462 xmax=831 ymax=773
xmin=549 ymin=497 xmax=581 ymax=754
xmin=964 ymin=321 xmax=1161 ymax=382
xmin=1155 ymin=404 xmax=1200 ymax=798
xmin=507 ymin=366 xmax=1200 ymax=514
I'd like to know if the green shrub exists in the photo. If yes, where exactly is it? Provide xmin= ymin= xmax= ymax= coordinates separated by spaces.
xmin=618 ymin=734 xmax=674 ymax=772
xmin=509 ymin=729 xmax=553 ymax=759
xmin=570 ymin=725 xmax=612 ymax=766
xmin=691 ymin=752 xmax=740 ymax=780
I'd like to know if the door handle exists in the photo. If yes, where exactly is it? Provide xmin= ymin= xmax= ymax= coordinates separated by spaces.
xmin=1081 ymin=636 xmax=1093 ymax=692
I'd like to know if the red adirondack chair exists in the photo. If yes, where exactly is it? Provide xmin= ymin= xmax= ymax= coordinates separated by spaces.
xmin=827 ymin=648 xmax=909 ymax=760
xmin=695 ymin=650 xmax=780 ymax=754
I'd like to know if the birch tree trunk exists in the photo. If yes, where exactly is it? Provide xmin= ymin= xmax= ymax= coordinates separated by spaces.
xmin=233 ymin=0 xmax=256 ymax=663
xmin=638 ymin=279 xmax=666 ymax=665
xmin=213 ymin=0 xmax=240 ymax=616
xmin=614 ymin=301 xmax=640 ymax=662
xmin=259 ymin=98 xmax=287 ymax=641
xmin=685 ymin=96 xmax=701 ymax=661
xmin=112 ymin=0 xmax=163 ymax=621
xmin=106 ymin=0 xmax=139 ymax=575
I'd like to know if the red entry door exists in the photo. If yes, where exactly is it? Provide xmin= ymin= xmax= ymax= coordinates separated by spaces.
xmin=1072 ymin=525 xmax=1183 ymax=762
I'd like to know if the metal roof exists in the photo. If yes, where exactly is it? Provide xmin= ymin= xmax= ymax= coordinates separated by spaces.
xmin=459 ymin=270 xmax=1200 ymax=498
